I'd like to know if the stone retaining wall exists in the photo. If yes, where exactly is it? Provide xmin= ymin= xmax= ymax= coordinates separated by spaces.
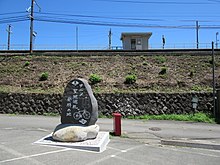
xmin=0 ymin=92 xmax=213 ymax=116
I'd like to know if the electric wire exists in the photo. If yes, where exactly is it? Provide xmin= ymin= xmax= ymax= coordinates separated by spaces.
xmin=33 ymin=13 xmax=220 ymax=29
xmin=0 ymin=10 xmax=219 ymax=25
xmin=1 ymin=14 xmax=220 ymax=29
xmin=208 ymin=0 xmax=220 ymax=3
xmin=92 ymin=0 xmax=217 ymax=5
xmin=35 ymin=11 xmax=220 ymax=22
xmin=0 ymin=10 xmax=219 ymax=29
xmin=34 ymin=12 xmax=220 ymax=27
xmin=34 ymin=15 xmax=163 ymax=26
xmin=0 ymin=15 xmax=29 ymax=24
xmin=0 ymin=19 xmax=29 ymax=24
xmin=36 ymin=12 xmax=165 ymax=22
xmin=0 ymin=15 xmax=28 ymax=20
xmin=34 ymin=16 xmax=197 ymax=29
xmin=0 ymin=11 xmax=26 ymax=16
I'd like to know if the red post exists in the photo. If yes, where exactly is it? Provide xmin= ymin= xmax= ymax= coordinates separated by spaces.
xmin=113 ymin=113 xmax=122 ymax=136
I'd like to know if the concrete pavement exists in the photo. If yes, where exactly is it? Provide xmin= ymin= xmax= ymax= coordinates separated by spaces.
xmin=0 ymin=114 xmax=220 ymax=165
xmin=98 ymin=117 xmax=220 ymax=150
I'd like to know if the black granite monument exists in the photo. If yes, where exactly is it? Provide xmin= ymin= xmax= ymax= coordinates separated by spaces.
xmin=61 ymin=78 xmax=98 ymax=126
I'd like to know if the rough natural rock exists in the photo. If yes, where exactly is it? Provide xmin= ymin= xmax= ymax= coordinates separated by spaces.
xmin=52 ymin=124 xmax=99 ymax=142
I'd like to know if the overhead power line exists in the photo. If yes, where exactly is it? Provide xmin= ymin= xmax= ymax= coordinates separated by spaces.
xmin=0 ymin=13 xmax=29 ymax=24
xmin=0 ymin=15 xmax=28 ymax=20
xmin=0 ymin=20 xmax=28 ymax=24
xmin=37 ymin=12 xmax=165 ymax=22
xmin=0 ymin=12 xmax=220 ymax=29
xmin=0 ymin=11 xmax=26 ymax=16
xmin=36 ymin=12 xmax=220 ymax=23
xmin=34 ymin=14 xmax=220 ymax=29
xmin=0 ymin=10 xmax=219 ymax=29
xmin=33 ymin=16 xmax=198 ymax=29
xmin=0 ymin=17 xmax=29 ymax=24
xmin=33 ymin=12 xmax=220 ymax=29
xmin=208 ymin=0 xmax=220 ymax=3
xmin=0 ymin=10 xmax=219 ymax=25
xmin=93 ymin=0 xmax=217 ymax=5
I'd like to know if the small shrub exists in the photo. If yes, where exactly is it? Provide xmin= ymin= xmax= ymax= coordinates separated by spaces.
xmin=125 ymin=74 xmax=137 ymax=84
xmin=39 ymin=72 xmax=49 ymax=81
xmin=89 ymin=74 xmax=102 ymax=84
xmin=155 ymin=56 xmax=166 ymax=64
xmin=143 ymin=61 xmax=148 ymax=66
xmin=159 ymin=67 xmax=167 ymax=75
xmin=24 ymin=61 xmax=30 ymax=67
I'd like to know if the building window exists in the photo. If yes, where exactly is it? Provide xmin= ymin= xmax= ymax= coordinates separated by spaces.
xmin=137 ymin=38 xmax=142 ymax=45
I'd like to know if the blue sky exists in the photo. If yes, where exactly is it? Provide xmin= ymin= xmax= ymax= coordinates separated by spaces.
xmin=0 ymin=0 xmax=219 ymax=50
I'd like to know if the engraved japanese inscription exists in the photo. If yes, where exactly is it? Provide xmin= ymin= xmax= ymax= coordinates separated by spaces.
xmin=61 ymin=78 xmax=98 ymax=126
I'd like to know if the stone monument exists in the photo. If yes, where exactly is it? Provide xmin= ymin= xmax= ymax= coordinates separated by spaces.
xmin=52 ymin=78 xmax=99 ymax=142
xmin=61 ymin=78 xmax=98 ymax=125
xmin=34 ymin=78 xmax=109 ymax=152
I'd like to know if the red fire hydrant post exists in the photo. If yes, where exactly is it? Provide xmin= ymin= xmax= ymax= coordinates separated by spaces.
xmin=113 ymin=113 xmax=122 ymax=136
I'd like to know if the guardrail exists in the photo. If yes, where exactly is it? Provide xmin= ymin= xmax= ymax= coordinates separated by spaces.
xmin=0 ymin=43 xmax=216 ymax=51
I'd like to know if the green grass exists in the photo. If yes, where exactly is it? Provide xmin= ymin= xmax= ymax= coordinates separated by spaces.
xmin=127 ymin=113 xmax=215 ymax=123
xmin=0 ymin=85 xmax=64 ymax=94
xmin=155 ymin=56 xmax=167 ymax=64
xmin=98 ymin=114 xmax=112 ymax=118
xmin=43 ymin=112 xmax=59 ymax=116
xmin=13 ymin=112 xmax=215 ymax=123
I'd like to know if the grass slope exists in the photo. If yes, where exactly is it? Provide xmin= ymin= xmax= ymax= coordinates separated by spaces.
xmin=0 ymin=54 xmax=219 ymax=94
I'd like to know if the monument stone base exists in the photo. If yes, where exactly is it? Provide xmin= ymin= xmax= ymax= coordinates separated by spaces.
xmin=34 ymin=131 xmax=110 ymax=153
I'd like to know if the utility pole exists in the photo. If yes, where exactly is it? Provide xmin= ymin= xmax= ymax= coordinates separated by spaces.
xmin=216 ymin=32 xmax=219 ymax=49
xmin=29 ymin=0 xmax=34 ymax=54
xmin=196 ymin=21 xmax=200 ymax=49
xmin=76 ymin=26 xmax=78 ymax=51
xmin=6 ymin=24 xmax=12 ymax=50
xmin=162 ymin=35 xmax=165 ymax=49
xmin=108 ymin=28 xmax=112 ymax=50
xmin=212 ymin=41 xmax=216 ymax=117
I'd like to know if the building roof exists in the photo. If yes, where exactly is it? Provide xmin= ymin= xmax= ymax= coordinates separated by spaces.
xmin=121 ymin=32 xmax=152 ymax=40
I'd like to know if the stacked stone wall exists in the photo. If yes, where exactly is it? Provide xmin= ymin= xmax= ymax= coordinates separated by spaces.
xmin=0 ymin=92 xmax=213 ymax=116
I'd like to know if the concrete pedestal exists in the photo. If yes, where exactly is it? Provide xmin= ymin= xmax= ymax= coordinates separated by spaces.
xmin=34 ymin=132 xmax=109 ymax=153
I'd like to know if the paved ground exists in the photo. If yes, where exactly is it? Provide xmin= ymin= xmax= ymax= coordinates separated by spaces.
xmin=0 ymin=114 xmax=220 ymax=165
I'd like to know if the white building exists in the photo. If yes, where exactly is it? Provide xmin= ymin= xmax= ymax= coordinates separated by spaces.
xmin=121 ymin=32 xmax=152 ymax=50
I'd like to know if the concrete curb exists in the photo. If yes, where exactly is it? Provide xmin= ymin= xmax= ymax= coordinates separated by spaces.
xmin=161 ymin=139 xmax=220 ymax=151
